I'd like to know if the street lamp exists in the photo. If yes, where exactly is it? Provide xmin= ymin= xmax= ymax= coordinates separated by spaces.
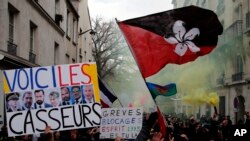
xmin=79 ymin=29 xmax=96 ymax=36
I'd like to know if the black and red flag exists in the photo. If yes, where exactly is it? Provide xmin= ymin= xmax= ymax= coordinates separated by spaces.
xmin=117 ymin=5 xmax=223 ymax=139
xmin=117 ymin=5 xmax=223 ymax=78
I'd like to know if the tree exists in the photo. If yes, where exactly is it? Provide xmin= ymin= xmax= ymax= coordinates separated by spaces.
xmin=92 ymin=17 xmax=127 ymax=79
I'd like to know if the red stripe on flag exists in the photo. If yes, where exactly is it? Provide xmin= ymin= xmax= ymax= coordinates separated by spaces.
xmin=101 ymin=99 xmax=110 ymax=108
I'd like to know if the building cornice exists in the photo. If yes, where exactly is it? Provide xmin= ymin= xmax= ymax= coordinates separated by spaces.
xmin=0 ymin=50 xmax=39 ymax=68
xmin=27 ymin=0 xmax=65 ymax=36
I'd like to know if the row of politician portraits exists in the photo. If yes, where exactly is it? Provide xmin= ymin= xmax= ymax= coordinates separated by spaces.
xmin=5 ymin=84 xmax=95 ymax=112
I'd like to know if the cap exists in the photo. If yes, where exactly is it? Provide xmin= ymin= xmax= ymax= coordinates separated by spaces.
xmin=6 ymin=92 xmax=20 ymax=101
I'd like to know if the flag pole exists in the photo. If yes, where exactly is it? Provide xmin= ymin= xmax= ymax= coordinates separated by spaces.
xmin=116 ymin=18 xmax=167 ymax=138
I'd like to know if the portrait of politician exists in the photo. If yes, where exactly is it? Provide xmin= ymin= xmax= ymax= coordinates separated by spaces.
xmin=49 ymin=91 xmax=61 ymax=107
xmin=82 ymin=85 xmax=95 ymax=103
xmin=21 ymin=91 xmax=33 ymax=110
xmin=71 ymin=86 xmax=83 ymax=104
xmin=34 ymin=90 xmax=52 ymax=109
xmin=6 ymin=92 xmax=21 ymax=112
xmin=61 ymin=87 xmax=71 ymax=105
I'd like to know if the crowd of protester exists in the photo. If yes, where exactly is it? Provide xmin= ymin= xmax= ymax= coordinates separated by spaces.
xmin=0 ymin=111 xmax=249 ymax=141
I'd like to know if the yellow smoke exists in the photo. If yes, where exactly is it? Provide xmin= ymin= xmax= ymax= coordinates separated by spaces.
xmin=182 ymin=90 xmax=219 ymax=106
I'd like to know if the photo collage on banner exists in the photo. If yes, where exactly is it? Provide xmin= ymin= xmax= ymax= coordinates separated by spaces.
xmin=5 ymin=84 xmax=96 ymax=112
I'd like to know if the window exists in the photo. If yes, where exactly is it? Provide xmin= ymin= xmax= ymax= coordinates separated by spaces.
xmin=72 ymin=58 xmax=75 ymax=63
xmin=54 ymin=42 xmax=59 ymax=64
xmin=8 ymin=3 xmax=19 ymax=55
xmin=55 ymin=0 xmax=63 ymax=26
xmin=235 ymin=54 xmax=243 ymax=73
xmin=29 ymin=21 xmax=37 ymax=63
xmin=235 ymin=4 xmax=242 ymax=21
xmin=219 ymin=96 xmax=225 ymax=116
xmin=9 ymin=11 xmax=14 ymax=43
xmin=84 ymin=51 xmax=87 ymax=62
xmin=79 ymin=48 xmax=82 ymax=55
xmin=66 ymin=54 xmax=70 ymax=64
xmin=8 ymin=3 xmax=19 ymax=43
xmin=79 ymin=55 xmax=82 ymax=62
xmin=55 ymin=0 xmax=60 ymax=14
xmin=73 ymin=18 xmax=77 ymax=43
xmin=248 ymin=0 xmax=250 ymax=11
xmin=66 ymin=10 xmax=70 ymax=37
xmin=79 ymin=48 xmax=82 ymax=62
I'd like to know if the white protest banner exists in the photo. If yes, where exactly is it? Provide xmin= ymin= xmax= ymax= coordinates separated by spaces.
xmin=3 ymin=63 xmax=102 ymax=137
xmin=100 ymin=107 xmax=143 ymax=139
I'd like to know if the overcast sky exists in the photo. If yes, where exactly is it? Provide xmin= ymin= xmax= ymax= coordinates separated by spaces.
xmin=88 ymin=0 xmax=174 ymax=21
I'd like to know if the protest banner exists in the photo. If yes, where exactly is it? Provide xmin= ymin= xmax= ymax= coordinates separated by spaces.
xmin=3 ymin=63 xmax=101 ymax=137
xmin=100 ymin=107 xmax=143 ymax=139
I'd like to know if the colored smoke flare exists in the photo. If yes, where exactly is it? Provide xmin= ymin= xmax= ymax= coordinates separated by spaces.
xmin=182 ymin=91 xmax=219 ymax=106
xmin=208 ymin=92 xmax=219 ymax=106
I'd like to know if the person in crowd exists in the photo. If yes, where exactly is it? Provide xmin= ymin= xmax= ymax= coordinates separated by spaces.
xmin=220 ymin=119 xmax=233 ymax=141
xmin=0 ymin=124 xmax=15 ymax=141
xmin=62 ymin=129 xmax=84 ymax=141
xmin=53 ymin=131 xmax=61 ymax=141
xmin=245 ymin=111 xmax=250 ymax=129
xmin=34 ymin=89 xmax=52 ymax=109
xmin=135 ymin=111 xmax=160 ymax=141
xmin=71 ymin=86 xmax=82 ymax=104
xmin=49 ymin=91 xmax=61 ymax=107
xmin=21 ymin=91 xmax=33 ymax=110
xmin=151 ymin=132 xmax=164 ymax=141
xmin=82 ymin=85 xmax=95 ymax=103
xmin=61 ymin=87 xmax=71 ymax=105
xmin=38 ymin=125 xmax=53 ymax=141
xmin=226 ymin=115 xmax=232 ymax=126
xmin=19 ymin=135 xmax=33 ymax=141
xmin=114 ymin=136 xmax=123 ymax=141
xmin=6 ymin=92 xmax=21 ymax=112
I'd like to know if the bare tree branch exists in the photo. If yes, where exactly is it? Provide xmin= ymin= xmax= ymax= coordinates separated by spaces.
xmin=92 ymin=17 xmax=126 ymax=79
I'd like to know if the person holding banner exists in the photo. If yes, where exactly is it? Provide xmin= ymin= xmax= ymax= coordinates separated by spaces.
xmin=61 ymin=87 xmax=71 ymax=105
xmin=49 ymin=91 xmax=61 ymax=107
xmin=6 ymin=92 xmax=21 ymax=112
xmin=21 ymin=91 xmax=33 ymax=110
xmin=82 ymin=85 xmax=95 ymax=103
xmin=71 ymin=86 xmax=83 ymax=104
xmin=33 ymin=90 xmax=52 ymax=109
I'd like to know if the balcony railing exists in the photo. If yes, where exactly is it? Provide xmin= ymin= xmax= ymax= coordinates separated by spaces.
xmin=219 ymin=20 xmax=243 ymax=46
xmin=29 ymin=52 xmax=36 ymax=63
xmin=232 ymin=72 xmax=243 ymax=82
xmin=7 ymin=41 xmax=17 ymax=55
xmin=225 ymin=20 xmax=243 ymax=40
